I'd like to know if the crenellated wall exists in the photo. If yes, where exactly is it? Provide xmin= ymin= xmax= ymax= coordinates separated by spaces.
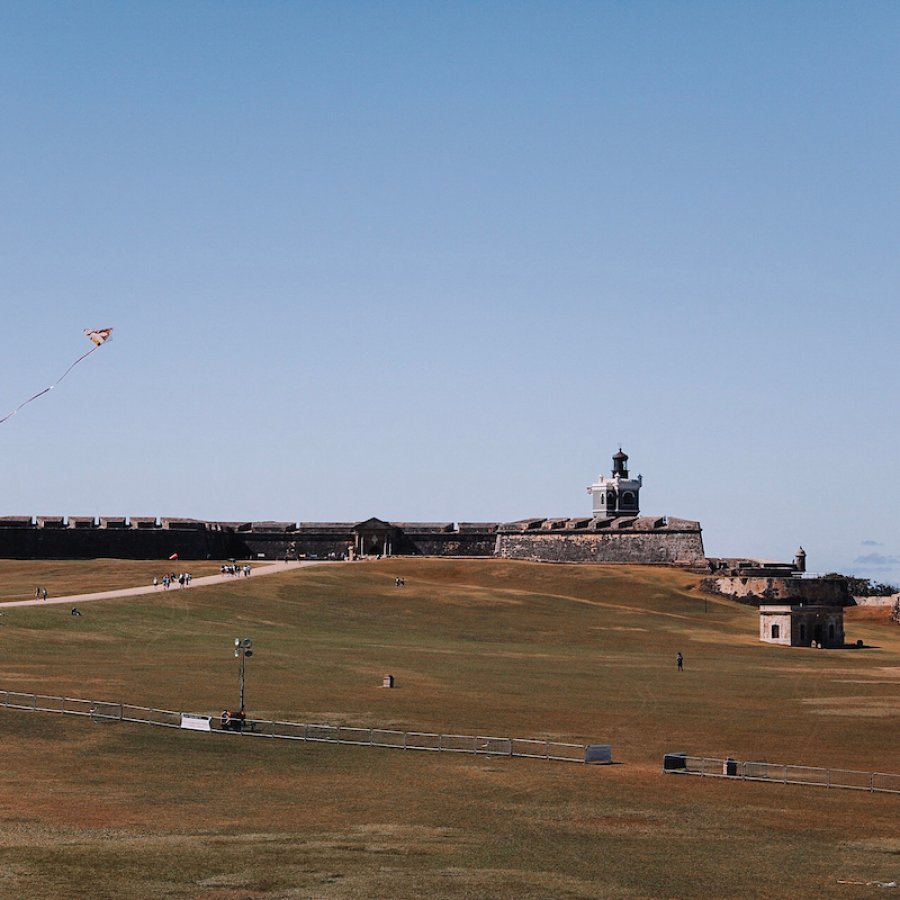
xmin=0 ymin=519 xmax=231 ymax=560
xmin=0 ymin=517 xmax=498 ymax=560
xmin=0 ymin=514 xmax=703 ymax=566
xmin=495 ymin=521 xmax=705 ymax=567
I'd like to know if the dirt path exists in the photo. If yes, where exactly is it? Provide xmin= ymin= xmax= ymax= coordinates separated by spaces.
xmin=0 ymin=560 xmax=335 ymax=609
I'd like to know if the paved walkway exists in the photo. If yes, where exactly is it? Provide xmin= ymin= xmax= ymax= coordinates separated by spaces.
xmin=0 ymin=560 xmax=333 ymax=609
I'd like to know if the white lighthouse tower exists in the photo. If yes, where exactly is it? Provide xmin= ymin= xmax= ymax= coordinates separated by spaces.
xmin=587 ymin=449 xmax=643 ymax=519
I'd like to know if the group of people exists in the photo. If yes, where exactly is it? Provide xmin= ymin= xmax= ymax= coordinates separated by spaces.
xmin=151 ymin=564 xmax=254 ymax=588
xmin=33 ymin=585 xmax=80 ymax=616
xmin=393 ymin=577 xmax=406 ymax=587
xmin=152 ymin=573 xmax=193 ymax=589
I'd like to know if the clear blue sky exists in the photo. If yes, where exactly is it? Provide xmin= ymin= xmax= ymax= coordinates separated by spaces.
xmin=1 ymin=2 xmax=898 ymax=581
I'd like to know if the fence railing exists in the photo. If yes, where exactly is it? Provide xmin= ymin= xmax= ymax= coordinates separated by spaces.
xmin=0 ymin=689 xmax=588 ymax=763
xmin=663 ymin=753 xmax=900 ymax=795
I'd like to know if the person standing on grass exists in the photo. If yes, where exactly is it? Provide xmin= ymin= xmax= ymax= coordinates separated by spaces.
xmin=676 ymin=652 xmax=684 ymax=672
xmin=42 ymin=588 xmax=47 ymax=602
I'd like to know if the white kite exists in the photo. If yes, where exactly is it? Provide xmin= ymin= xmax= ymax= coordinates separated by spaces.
xmin=85 ymin=328 xmax=113 ymax=347
xmin=0 ymin=328 xmax=114 ymax=425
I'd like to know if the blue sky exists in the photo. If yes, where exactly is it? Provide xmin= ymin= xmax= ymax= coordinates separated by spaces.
xmin=1 ymin=2 xmax=898 ymax=581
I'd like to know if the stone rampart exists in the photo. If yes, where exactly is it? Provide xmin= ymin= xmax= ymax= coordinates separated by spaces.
xmin=235 ymin=526 xmax=497 ymax=560
xmin=495 ymin=517 xmax=705 ymax=566
xmin=397 ymin=531 xmax=497 ymax=557
xmin=701 ymin=575 xmax=852 ymax=606
xmin=0 ymin=520 xmax=231 ymax=560
xmin=0 ymin=514 xmax=703 ymax=565
xmin=852 ymin=594 xmax=899 ymax=607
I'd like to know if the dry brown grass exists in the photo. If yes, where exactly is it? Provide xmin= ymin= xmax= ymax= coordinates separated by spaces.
xmin=0 ymin=558 xmax=897 ymax=898
xmin=0 ymin=558 xmax=225 ymax=602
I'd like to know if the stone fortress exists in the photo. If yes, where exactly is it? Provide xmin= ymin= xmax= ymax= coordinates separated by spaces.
xmin=2 ymin=447 xmax=868 ymax=648
xmin=496 ymin=449 xmax=705 ymax=566
xmin=0 ymin=449 xmax=707 ymax=567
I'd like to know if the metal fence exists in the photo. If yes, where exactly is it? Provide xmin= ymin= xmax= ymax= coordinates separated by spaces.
xmin=0 ymin=689 xmax=587 ymax=763
xmin=663 ymin=753 xmax=900 ymax=795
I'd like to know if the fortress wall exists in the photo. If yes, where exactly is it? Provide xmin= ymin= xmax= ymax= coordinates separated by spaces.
xmin=495 ymin=529 xmax=705 ymax=566
xmin=0 ymin=516 xmax=703 ymax=566
xmin=0 ymin=521 xmax=497 ymax=561
xmin=236 ymin=531 xmax=352 ymax=560
xmin=0 ymin=526 xmax=232 ymax=560
xmin=231 ymin=530 xmax=497 ymax=559
xmin=852 ymin=594 xmax=899 ymax=607
xmin=701 ymin=575 xmax=852 ymax=606
xmin=395 ymin=531 xmax=498 ymax=557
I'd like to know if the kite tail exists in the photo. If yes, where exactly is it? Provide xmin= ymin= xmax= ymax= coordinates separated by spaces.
xmin=0 ymin=344 xmax=103 ymax=426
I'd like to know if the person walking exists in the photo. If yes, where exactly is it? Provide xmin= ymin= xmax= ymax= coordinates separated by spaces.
xmin=42 ymin=588 xmax=48 ymax=602
xmin=676 ymin=652 xmax=684 ymax=672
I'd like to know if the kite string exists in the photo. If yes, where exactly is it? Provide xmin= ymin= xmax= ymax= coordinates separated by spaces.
xmin=53 ymin=344 xmax=99 ymax=387
xmin=0 ymin=344 xmax=102 ymax=425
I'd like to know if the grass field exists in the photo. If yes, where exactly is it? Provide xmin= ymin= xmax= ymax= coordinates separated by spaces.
xmin=0 ymin=558 xmax=224 ymax=603
xmin=0 ymin=558 xmax=897 ymax=898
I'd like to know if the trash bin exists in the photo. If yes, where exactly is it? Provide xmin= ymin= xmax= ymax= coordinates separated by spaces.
xmin=723 ymin=757 xmax=738 ymax=776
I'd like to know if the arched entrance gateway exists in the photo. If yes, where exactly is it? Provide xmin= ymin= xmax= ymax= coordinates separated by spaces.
xmin=352 ymin=518 xmax=399 ymax=557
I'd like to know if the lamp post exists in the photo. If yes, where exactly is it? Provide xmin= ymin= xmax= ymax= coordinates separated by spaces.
xmin=233 ymin=638 xmax=253 ymax=713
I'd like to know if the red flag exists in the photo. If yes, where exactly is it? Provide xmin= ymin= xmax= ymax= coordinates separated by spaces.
xmin=169 ymin=552 xmax=179 ymax=560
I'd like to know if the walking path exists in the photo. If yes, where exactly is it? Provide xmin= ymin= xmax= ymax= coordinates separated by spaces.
xmin=0 ymin=560 xmax=333 ymax=609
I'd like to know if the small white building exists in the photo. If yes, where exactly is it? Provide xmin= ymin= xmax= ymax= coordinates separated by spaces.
xmin=759 ymin=604 xmax=845 ymax=648
xmin=587 ymin=449 xmax=643 ymax=519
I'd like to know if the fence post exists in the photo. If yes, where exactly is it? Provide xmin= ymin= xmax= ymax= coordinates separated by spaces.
xmin=439 ymin=734 xmax=443 ymax=752
xmin=403 ymin=732 xmax=407 ymax=751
